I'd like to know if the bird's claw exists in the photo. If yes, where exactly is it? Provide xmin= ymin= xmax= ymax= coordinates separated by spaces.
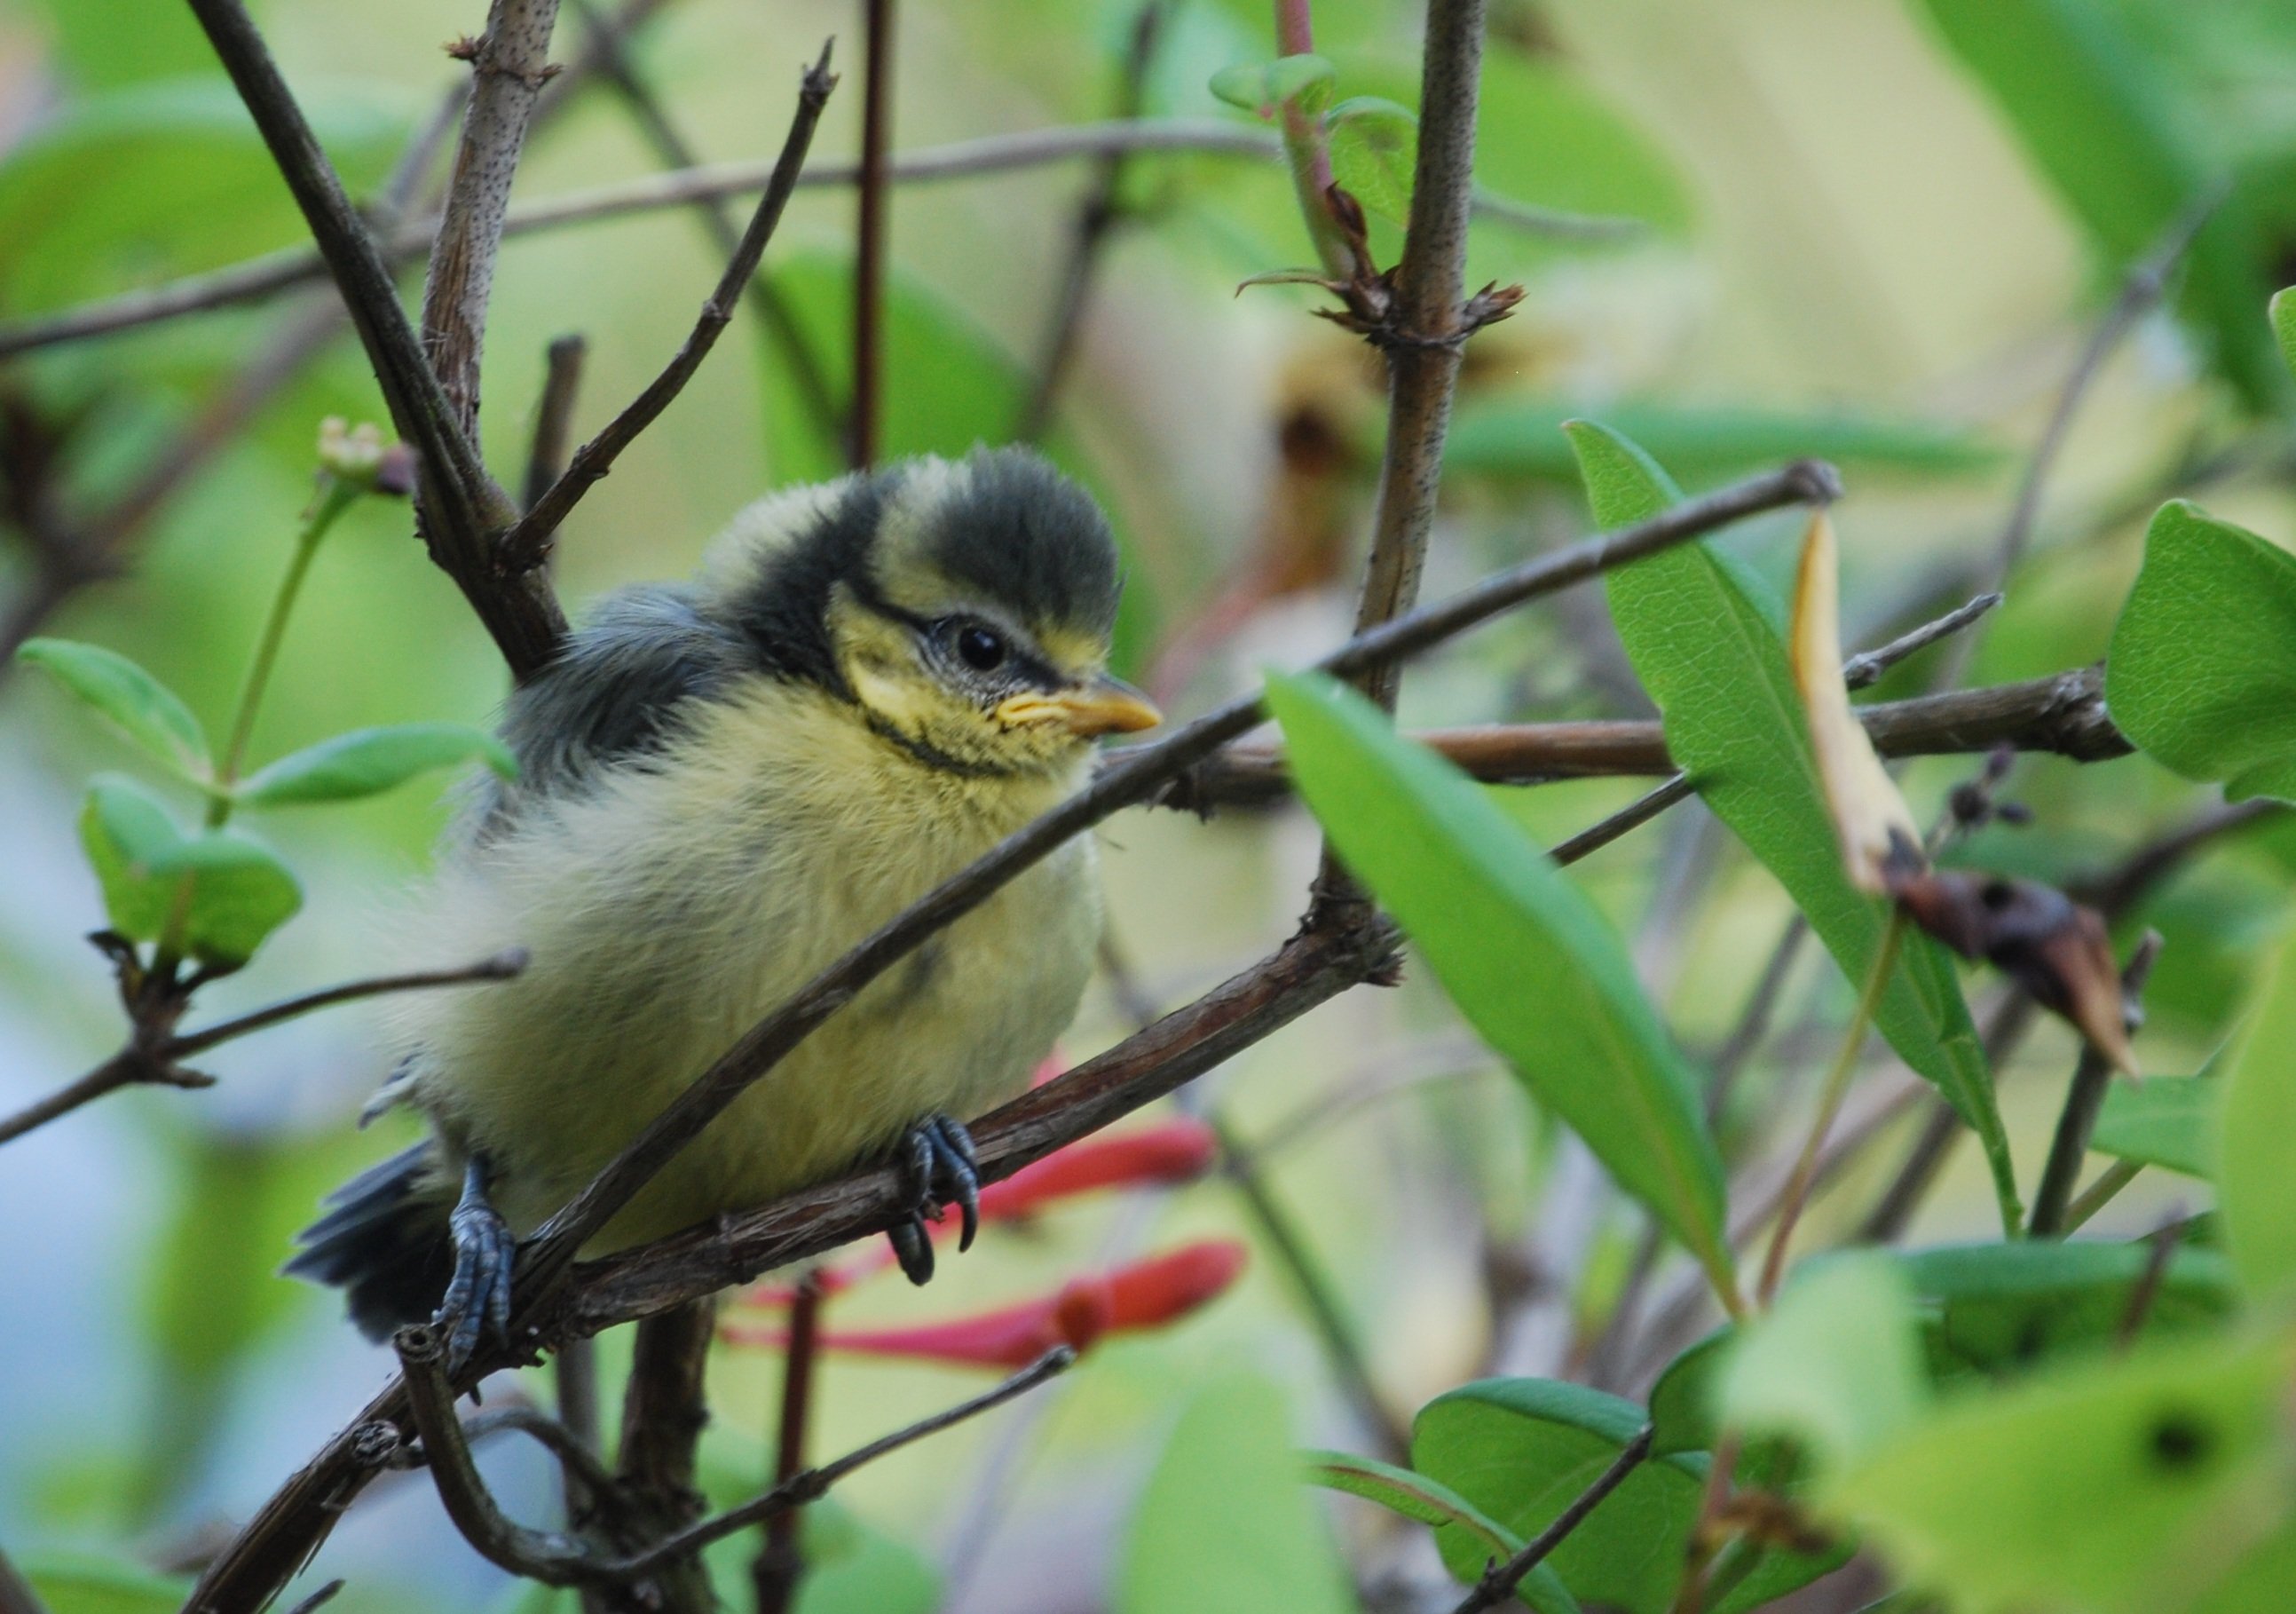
xmin=888 ymin=1113 xmax=980 ymax=1286
xmin=432 ymin=1155 xmax=516 ymax=1373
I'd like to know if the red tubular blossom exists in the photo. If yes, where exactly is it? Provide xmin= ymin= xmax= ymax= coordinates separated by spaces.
xmin=735 ymin=1239 xmax=1249 ymax=1369
xmin=732 ymin=1120 xmax=1220 ymax=1309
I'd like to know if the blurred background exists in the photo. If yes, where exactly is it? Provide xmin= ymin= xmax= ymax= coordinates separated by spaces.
xmin=3 ymin=0 xmax=2295 ymax=1609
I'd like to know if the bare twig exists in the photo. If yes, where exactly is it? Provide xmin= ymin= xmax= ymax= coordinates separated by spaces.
xmin=166 ymin=952 xmax=528 ymax=1059
xmin=183 ymin=0 xmax=563 ymax=680
xmin=752 ymin=1278 xmax=823 ymax=1614
xmin=1014 ymin=1 xmax=1166 ymax=441
xmin=2062 ymin=1159 xmax=2142 ymax=1232
xmin=848 ymin=0 xmax=898 ymax=470
xmin=2029 ymin=933 xmax=2162 ymax=1237
xmin=604 ymin=1301 xmax=717 ymax=1614
xmin=421 ymin=0 xmax=566 ymax=437
xmin=1164 ymin=665 xmax=2130 ymax=810
xmin=502 ymin=45 xmax=834 ymax=570
xmin=280 ymin=1582 xmax=343 ymax=1614
xmin=454 ymin=1404 xmax=619 ymax=1499
xmin=524 ymin=335 xmax=589 ymax=513
xmin=1451 ymin=1428 xmax=1653 ymax=1614
xmin=1842 ymin=592 xmax=2000 ymax=690
xmin=2116 ymin=1212 xmax=2184 ymax=1349
xmin=1307 ymin=0 xmax=1491 ymax=926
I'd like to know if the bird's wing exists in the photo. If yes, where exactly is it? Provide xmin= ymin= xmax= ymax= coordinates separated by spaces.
xmin=486 ymin=584 xmax=746 ymax=822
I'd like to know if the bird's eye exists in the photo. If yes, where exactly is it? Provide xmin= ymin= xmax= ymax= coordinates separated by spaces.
xmin=955 ymin=624 xmax=1007 ymax=672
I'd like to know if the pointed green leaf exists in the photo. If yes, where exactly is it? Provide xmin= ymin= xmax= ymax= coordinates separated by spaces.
xmin=2092 ymin=1077 xmax=2220 ymax=1181
xmin=1413 ymin=1379 xmax=1842 ymax=1614
xmin=1304 ymin=1451 xmax=1578 ymax=1614
xmin=1898 ymin=1242 xmax=2237 ymax=1373
xmin=77 ymin=775 xmax=301 ymax=966
xmin=1325 ymin=96 xmax=1417 ymax=225
xmin=18 ymin=1549 xmax=188 ymax=1614
xmin=2107 ymin=501 xmax=2296 ymax=804
xmin=1266 ymin=669 xmax=1732 ymax=1301
xmin=1565 ymin=419 xmax=2021 ymax=1232
xmin=1448 ymin=400 xmax=1996 ymax=484
xmin=236 ymin=722 xmax=517 ymax=807
xmin=1117 ymin=1373 xmax=1354 ymax=1614
xmin=1208 ymin=54 xmax=1333 ymax=118
xmin=1828 ymin=1329 xmax=2296 ymax=1614
xmin=2274 ymin=288 xmax=2296 ymax=384
xmin=2221 ymin=944 xmax=2296 ymax=1301
xmin=19 ymin=637 xmax=209 ymax=776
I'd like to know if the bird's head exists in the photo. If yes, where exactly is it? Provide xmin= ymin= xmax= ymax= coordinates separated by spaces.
xmin=716 ymin=448 xmax=1159 ymax=780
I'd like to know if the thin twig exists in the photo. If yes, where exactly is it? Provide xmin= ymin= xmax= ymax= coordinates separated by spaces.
xmin=2029 ymin=932 xmax=2162 ymax=1236
xmin=1166 ymin=665 xmax=2129 ymax=810
xmin=753 ymin=1278 xmax=823 ymax=1614
xmin=0 ymin=120 xmax=1625 ymax=357
xmin=524 ymin=336 xmax=589 ymax=513
xmin=2062 ymin=1159 xmax=2142 ymax=1233
xmin=183 ymin=0 xmax=562 ymax=679
xmin=421 ymin=0 xmax=566 ymax=437
xmin=456 ymin=1404 xmax=619 ymax=1499
xmin=165 ymin=952 xmax=527 ymax=1059
xmin=1451 ymin=1428 xmax=1653 ymax=1614
xmin=1842 ymin=592 xmax=2000 ymax=690
xmin=606 ymin=1300 xmax=718 ymax=1614
xmin=280 ymin=1582 xmax=343 ymax=1614
xmin=503 ymin=44 xmax=835 ymax=570
xmin=1014 ymin=1 xmax=1166 ymax=441
xmin=849 ymin=0 xmax=896 ymax=470
xmin=2116 ymin=1212 xmax=2184 ymax=1349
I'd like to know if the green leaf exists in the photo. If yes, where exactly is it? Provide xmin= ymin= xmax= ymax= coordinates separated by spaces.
xmin=1898 ymin=1241 xmax=2237 ymax=1373
xmin=1413 ymin=1380 xmax=1840 ymax=1614
xmin=1325 ymin=96 xmax=1417 ymax=225
xmin=2106 ymin=501 xmax=2296 ymax=803
xmin=2221 ymin=943 xmax=2296 ymax=1300
xmin=18 ymin=1550 xmax=188 ymax=1614
xmin=1827 ymin=1329 xmax=2296 ymax=1614
xmin=2274 ymin=287 xmax=2296 ymax=383
xmin=1718 ymin=1254 xmax=1927 ymax=1476
xmin=1208 ymin=54 xmax=1334 ymax=118
xmin=78 ymin=775 xmax=302 ymax=966
xmin=2093 ymin=1077 xmax=2221 ymax=1180
xmin=236 ymin=721 xmax=517 ymax=807
xmin=18 ymin=637 xmax=210 ymax=776
xmin=1566 ymin=419 xmax=2022 ymax=1232
xmin=1447 ymin=400 xmax=1997 ymax=485
xmin=1914 ymin=0 xmax=2290 ymax=413
xmin=1304 ymin=1451 xmax=1579 ymax=1614
xmin=1117 ymin=1373 xmax=1355 ymax=1614
xmin=2192 ymin=1519 xmax=2296 ymax=1614
xmin=1266 ymin=669 xmax=1733 ymax=1301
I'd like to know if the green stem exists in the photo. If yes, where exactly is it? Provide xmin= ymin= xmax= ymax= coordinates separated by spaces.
xmin=1756 ymin=913 xmax=1904 ymax=1307
xmin=1271 ymin=0 xmax=1350 ymax=280
xmin=152 ymin=476 xmax=358 ymax=977
xmin=212 ymin=476 xmax=359 ymax=819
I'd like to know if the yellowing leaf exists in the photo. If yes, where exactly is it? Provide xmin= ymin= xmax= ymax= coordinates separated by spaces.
xmin=1788 ymin=511 xmax=1922 ymax=896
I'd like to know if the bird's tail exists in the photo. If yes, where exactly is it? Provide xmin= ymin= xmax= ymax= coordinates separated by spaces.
xmin=283 ymin=1142 xmax=455 ymax=1341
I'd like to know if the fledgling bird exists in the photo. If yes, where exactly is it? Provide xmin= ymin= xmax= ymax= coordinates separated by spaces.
xmin=287 ymin=447 xmax=1159 ymax=1361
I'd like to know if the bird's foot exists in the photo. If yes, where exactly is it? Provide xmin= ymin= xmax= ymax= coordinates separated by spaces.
xmin=887 ymin=1113 xmax=980 ymax=1286
xmin=432 ymin=1153 xmax=516 ymax=1372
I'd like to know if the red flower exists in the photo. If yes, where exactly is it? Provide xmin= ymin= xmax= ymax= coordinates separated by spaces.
xmin=724 ymin=1240 xmax=1249 ymax=1369
xmin=735 ymin=1120 xmax=1219 ymax=1307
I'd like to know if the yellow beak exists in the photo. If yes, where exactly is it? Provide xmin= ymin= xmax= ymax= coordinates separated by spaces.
xmin=996 ymin=676 xmax=1163 ymax=739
